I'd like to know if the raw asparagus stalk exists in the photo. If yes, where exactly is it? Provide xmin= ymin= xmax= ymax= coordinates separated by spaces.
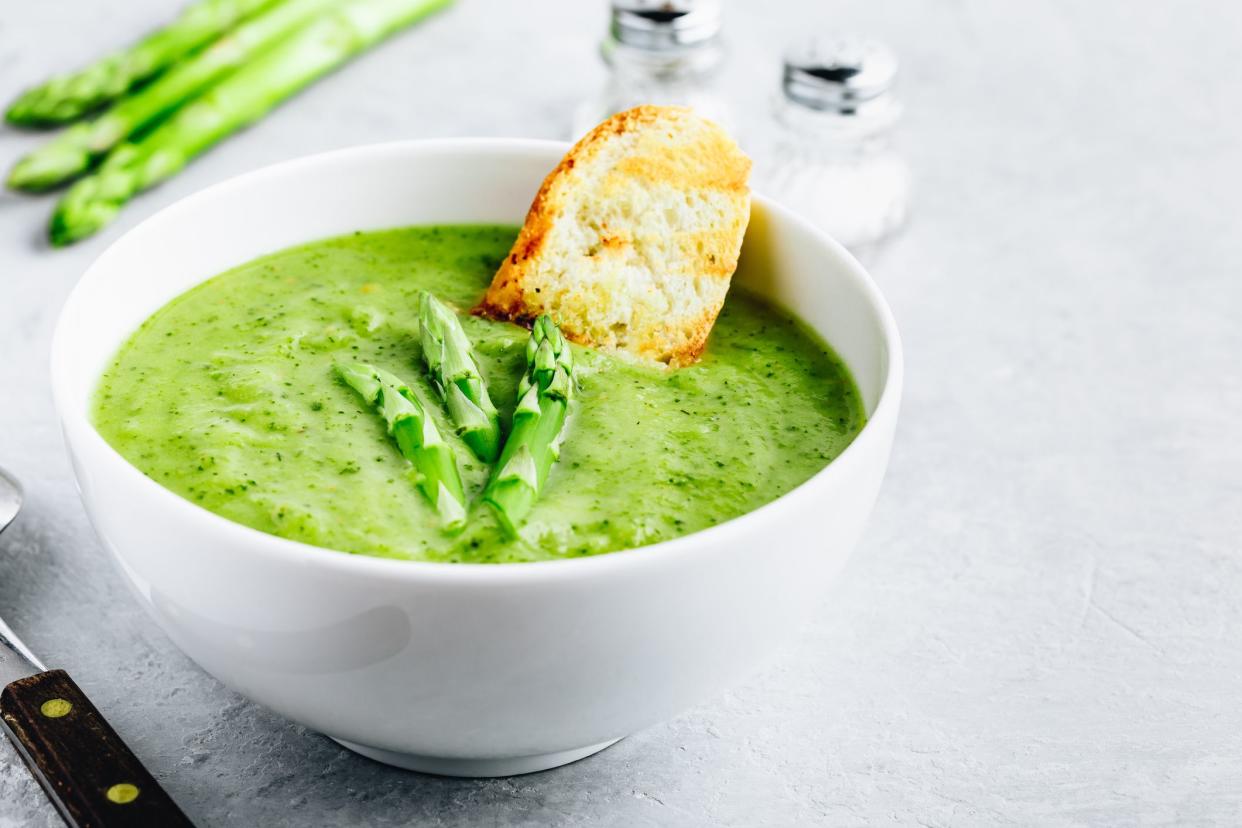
xmin=336 ymin=362 xmax=467 ymax=531
xmin=418 ymin=292 xmax=502 ymax=462
xmin=5 ymin=0 xmax=281 ymax=127
xmin=482 ymin=316 xmax=575 ymax=536
xmin=49 ymin=0 xmax=453 ymax=245
xmin=8 ymin=0 xmax=339 ymax=192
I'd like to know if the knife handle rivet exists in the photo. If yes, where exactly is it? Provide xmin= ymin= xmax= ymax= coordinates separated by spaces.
xmin=106 ymin=783 xmax=140 ymax=805
xmin=39 ymin=698 xmax=72 ymax=718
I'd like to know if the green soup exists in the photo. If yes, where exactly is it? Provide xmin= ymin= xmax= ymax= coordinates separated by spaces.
xmin=93 ymin=225 xmax=865 ymax=563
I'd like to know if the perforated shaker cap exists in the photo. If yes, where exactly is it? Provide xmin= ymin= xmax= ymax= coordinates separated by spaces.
xmin=610 ymin=0 xmax=723 ymax=51
xmin=783 ymin=36 xmax=899 ymax=113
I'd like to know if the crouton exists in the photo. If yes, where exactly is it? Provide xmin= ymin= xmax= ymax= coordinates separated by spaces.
xmin=477 ymin=105 xmax=751 ymax=367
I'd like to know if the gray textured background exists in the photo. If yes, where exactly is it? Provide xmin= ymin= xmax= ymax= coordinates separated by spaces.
xmin=2 ymin=1 xmax=1240 ymax=825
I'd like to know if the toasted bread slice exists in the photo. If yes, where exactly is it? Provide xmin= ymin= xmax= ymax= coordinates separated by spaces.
xmin=477 ymin=105 xmax=751 ymax=367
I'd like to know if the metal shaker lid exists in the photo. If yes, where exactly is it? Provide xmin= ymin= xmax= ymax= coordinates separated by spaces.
xmin=610 ymin=0 xmax=723 ymax=51
xmin=782 ymin=36 xmax=898 ymax=112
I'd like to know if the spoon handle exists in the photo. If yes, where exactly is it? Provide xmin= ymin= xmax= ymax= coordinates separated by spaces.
xmin=1 ymin=669 xmax=194 ymax=827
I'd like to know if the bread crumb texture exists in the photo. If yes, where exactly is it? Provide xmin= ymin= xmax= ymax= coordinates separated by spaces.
xmin=478 ymin=105 xmax=752 ymax=367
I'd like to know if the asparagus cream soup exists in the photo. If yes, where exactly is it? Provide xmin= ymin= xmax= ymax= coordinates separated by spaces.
xmin=93 ymin=225 xmax=865 ymax=563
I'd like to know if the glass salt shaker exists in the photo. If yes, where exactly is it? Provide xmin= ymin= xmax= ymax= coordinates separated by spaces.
xmin=756 ymin=37 xmax=911 ymax=251
xmin=571 ymin=0 xmax=732 ymax=138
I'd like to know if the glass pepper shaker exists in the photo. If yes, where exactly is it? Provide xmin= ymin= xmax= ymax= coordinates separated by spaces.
xmin=571 ymin=0 xmax=732 ymax=138
xmin=755 ymin=36 xmax=911 ymax=252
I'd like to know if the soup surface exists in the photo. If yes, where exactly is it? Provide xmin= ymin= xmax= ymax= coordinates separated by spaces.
xmin=93 ymin=225 xmax=865 ymax=563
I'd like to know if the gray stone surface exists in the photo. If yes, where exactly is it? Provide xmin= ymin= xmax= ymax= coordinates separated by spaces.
xmin=2 ymin=0 xmax=1240 ymax=824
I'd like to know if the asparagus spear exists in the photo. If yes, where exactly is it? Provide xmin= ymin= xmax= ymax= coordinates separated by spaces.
xmin=418 ymin=292 xmax=502 ymax=462
xmin=8 ymin=0 xmax=339 ymax=192
xmin=6 ymin=0 xmax=281 ymax=127
xmin=336 ymin=362 xmax=467 ymax=532
xmin=482 ymin=317 xmax=575 ymax=536
xmin=49 ymin=0 xmax=452 ymax=245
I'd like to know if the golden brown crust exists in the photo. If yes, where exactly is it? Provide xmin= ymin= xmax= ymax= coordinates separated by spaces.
xmin=476 ymin=105 xmax=752 ymax=365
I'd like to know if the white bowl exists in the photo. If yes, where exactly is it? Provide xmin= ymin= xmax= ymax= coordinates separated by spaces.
xmin=51 ymin=140 xmax=902 ymax=777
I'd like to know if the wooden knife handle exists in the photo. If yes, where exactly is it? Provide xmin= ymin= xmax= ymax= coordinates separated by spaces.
xmin=1 ymin=670 xmax=194 ymax=828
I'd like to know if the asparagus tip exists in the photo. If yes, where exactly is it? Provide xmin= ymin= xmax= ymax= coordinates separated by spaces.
xmin=484 ymin=496 xmax=522 ymax=539
xmin=8 ymin=154 xmax=85 ymax=193
xmin=4 ymin=94 xmax=43 ymax=128
xmin=49 ymin=190 xmax=117 ymax=246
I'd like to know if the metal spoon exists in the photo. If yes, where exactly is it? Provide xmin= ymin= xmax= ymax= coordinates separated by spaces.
xmin=0 ymin=469 xmax=44 ymax=670
xmin=0 ymin=467 xmax=194 ymax=827
xmin=0 ymin=467 xmax=20 ymax=533
xmin=0 ymin=467 xmax=19 ymax=530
